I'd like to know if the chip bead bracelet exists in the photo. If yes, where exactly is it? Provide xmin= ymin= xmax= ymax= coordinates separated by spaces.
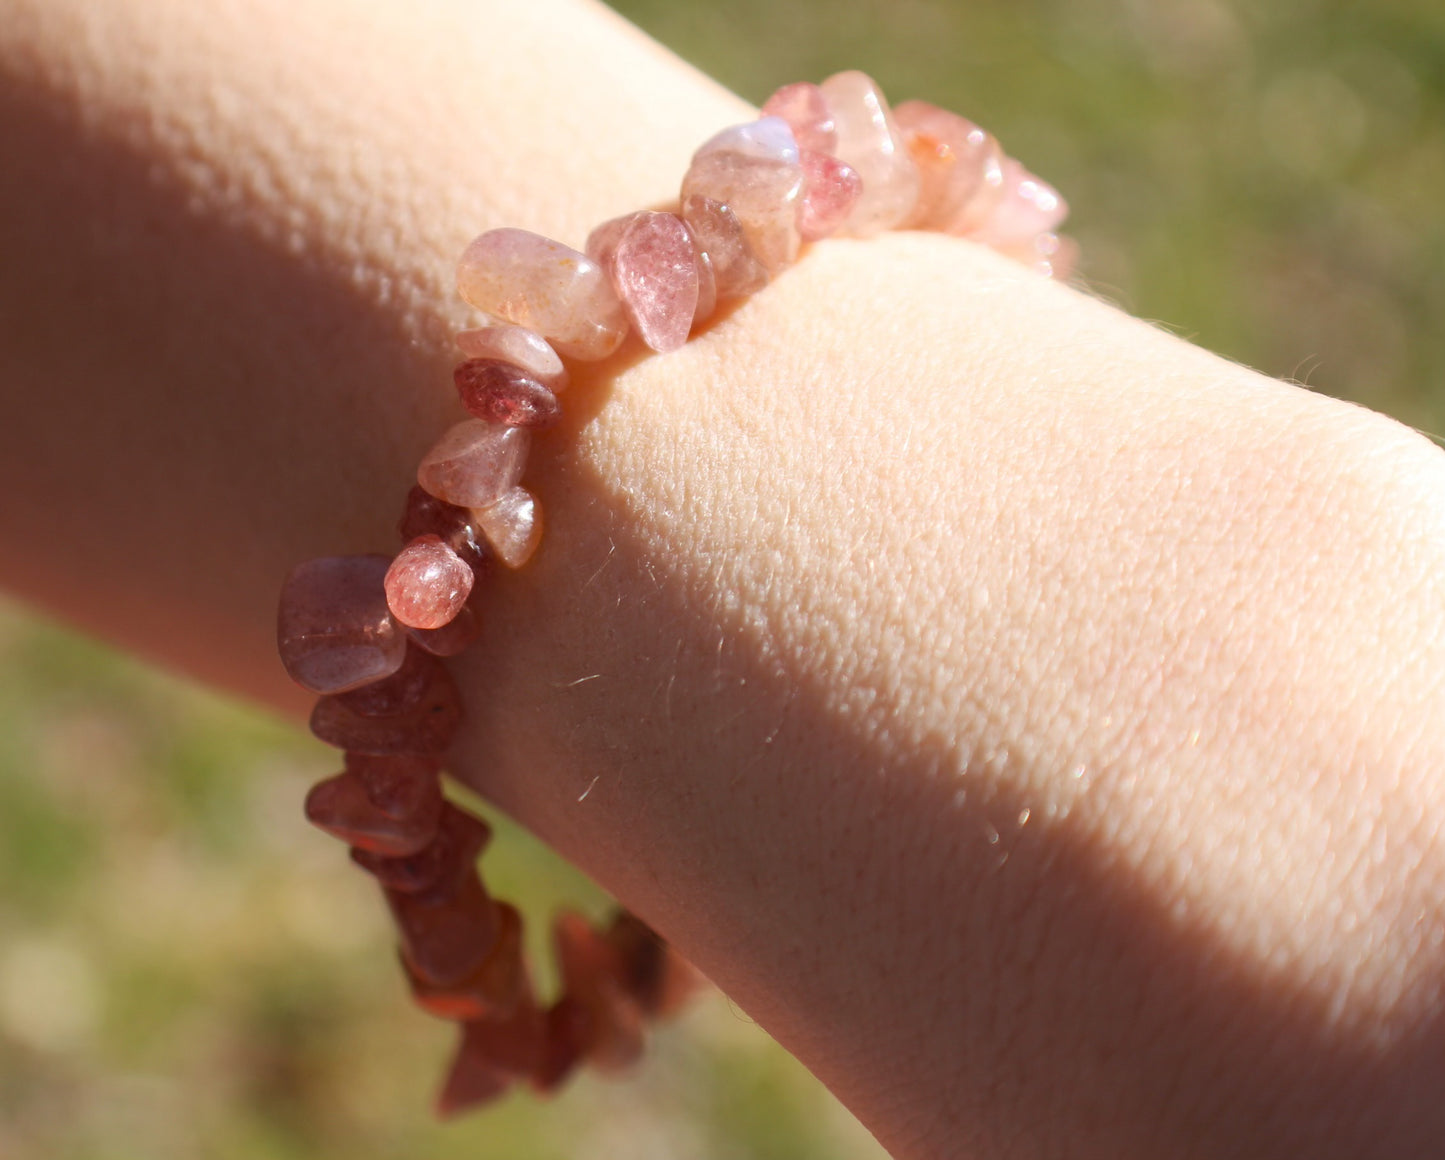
xmin=275 ymin=72 xmax=1074 ymax=1118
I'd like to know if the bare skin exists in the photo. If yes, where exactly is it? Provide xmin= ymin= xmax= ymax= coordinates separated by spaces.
xmin=2 ymin=0 xmax=1443 ymax=1156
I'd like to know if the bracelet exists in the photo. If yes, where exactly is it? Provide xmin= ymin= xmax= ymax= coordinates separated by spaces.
xmin=275 ymin=71 xmax=1072 ymax=1118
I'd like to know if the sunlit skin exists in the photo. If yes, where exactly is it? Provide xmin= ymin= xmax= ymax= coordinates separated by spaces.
xmin=2 ymin=0 xmax=1444 ymax=1157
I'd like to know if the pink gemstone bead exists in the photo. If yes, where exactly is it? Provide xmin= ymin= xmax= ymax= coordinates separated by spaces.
xmin=453 ymin=360 xmax=560 ymax=429
xmin=304 ymin=758 xmax=443 ymax=856
xmin=893 ymin=100 xmax=1006 ymax=233
xmin=352 ymin=802 xmax=491 ymax=895
xmin=309 ymin=653 xmax=462 ymax=755
xmin=347 ymin=751 xmax=443 ymax=807
xmin=1044 ymin=234 xmax=1079 ymax=281
xmin=682 ymin=116 xmax=803 ymax=280
xmin=456 ymin=228 xmax=628 ymax=361
xmin=797 ymin=150 xmax=863 ymax=241
xmin=598 ymin=216 xmax=719 ymax=326
xmin=277 ymin=555 xmax=406 ymax=695
xmin=690 ymin=231 xmax=718 ymax=325
xmin=388 ymin=870 xmax=502 ymax=987
xmin=398 ymin=486 xmax=492 ymax=581
xmin=681 ymin=194 xmax=767 ymax=299
xmin=385 ymin=535 xmax=474 ymax=630
xmin=408 ymin=606 xmax=481 ymax=657
xmin=969 ymin=158 xmax=1069 ymax=246
xmin=473 ymin=487 xmax=542 ymax=570
xmin=587 ymin=211 xmax=699 ymax=353
xmin=405 ymin=902 xmax=526 ymax=1022
xmin=454 ymin=325 xmax=568 ymax=392
xmin=819 ymin=71 xmax=920 ymax=236
xmin=553 ymin=912 xmax=644 ymax=1073
xmin=417 ymin=419 xmax=530 ymax=510
xmin=761 ymin=81 xmax=837 ymax=154
xmin=996 ymin=231 xmax=1079 ymax=281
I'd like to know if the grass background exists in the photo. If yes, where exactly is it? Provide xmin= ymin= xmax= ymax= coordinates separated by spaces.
xmin=2 ymin=0 xmax=1443 ymax=1155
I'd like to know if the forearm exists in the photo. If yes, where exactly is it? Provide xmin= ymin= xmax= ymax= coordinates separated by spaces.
xmin=3 ymin=1 xmax=1445 ymax=1158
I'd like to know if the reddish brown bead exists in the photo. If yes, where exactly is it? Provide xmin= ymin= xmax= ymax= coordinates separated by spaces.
xmin=385 ymin=535 xmax=474 ymax=630
xmin=345 ymin=751 xmax=442 ymax=797
xmin=309 ymin=655 xmax=462 ymax=755
xmin=434 ymin=1048 xmax=509 ymax=1119
xmin=603 ymin=911 xmax=704 ymax=1018
xmin=407 ymin=606 xmax=481 ymax=657
xmin=435 ymin=999 xmax=547 ymax=1118
xmin=532 ymin=996 xmax=592 ymax=1094
xmin=304 ymin=759 xmax=443 ymax=856
xmin=398 ymin=485 xmax=492 ymax=580
xmin=333 ymin=646 xmax=436 ymax=717
xmin=277 ymin=555 xmax=406 ymax=695
xmin=351 ymin=803 xmax=491 ymax=895
xmin=388 ymin=870 xmax=501 ymax=987
xmin=453 ymin=359 xmax=561 ymax=429
xmin=405 ymin=902 xmax=527 ymax=1021
xmin=553 ymin=911 xmax=645 ymax=1073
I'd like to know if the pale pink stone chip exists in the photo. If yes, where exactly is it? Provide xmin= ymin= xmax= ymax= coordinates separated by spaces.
xmin=893 ymin=100 xmax=1006 ymax=233
xmin=682 ymin=117 xmax=803 ymax=281
xmin=797 ymin=150 xmax=863 ymax=241
xmin=385 ymin=534 xmax=474 ymax=630
xmin=456 ymin=228 xmax=628 ymax=361
xmin=761 ymin=81 xmax=838 ymax=154
xmin=418 ymin=419 xmax=530 ymax=510
xmin=1045 ymin=234 xmax=1080 ymax=281
xmin=473 ymin=487 xmax=542 ymax=570
xmin=454 ymin=325 xmax=568 ymax=392
xmin=689 ymin=228 xmax=718 ymax=325
xmin=592 ymin=209 xmax=717 ymax=324
xmin=587 ymin=211 xmax=700 ymax=352
xmin=693 ymin=116 xmax=800 ymax=165
xmin=996 ymin=232 xmax=1079 ymax=280
xmin=968 ymin=159 xmax=1069 ymax=246
xmin=681 ymin=194 xmax=767 ymax=299
xmin=277 ymin=555 xmax=406 ymax=695
xmin=819 ymin=71 xmax=921 ymax=236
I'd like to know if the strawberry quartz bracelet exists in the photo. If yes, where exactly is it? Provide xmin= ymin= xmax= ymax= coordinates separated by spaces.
xmin=275 ymin=71 xmax=1072 ymax=1118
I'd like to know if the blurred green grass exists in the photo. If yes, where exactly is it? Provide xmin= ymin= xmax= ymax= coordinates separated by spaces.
xmin=2 ymin=1 xmax=1443 ymax=1156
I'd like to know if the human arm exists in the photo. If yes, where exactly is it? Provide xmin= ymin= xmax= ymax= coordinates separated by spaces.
xmin=2 ymin=0 xmax=1444 ymax=1156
